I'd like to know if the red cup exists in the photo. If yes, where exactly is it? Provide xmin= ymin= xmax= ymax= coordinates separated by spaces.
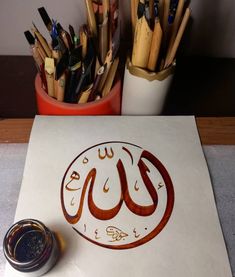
xmin=35 ymin=74 xmax=121 ymax=115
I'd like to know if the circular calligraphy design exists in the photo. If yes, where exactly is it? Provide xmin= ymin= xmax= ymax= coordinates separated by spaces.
xmin=61 ymin=141 xmax=174 ymax=249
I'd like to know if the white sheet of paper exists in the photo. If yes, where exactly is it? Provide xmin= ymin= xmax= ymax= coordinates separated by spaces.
xmin=5 ymin=116 xmax=232 ymax=277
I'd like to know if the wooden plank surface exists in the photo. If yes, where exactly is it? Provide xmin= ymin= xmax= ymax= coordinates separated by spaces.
xmin=0 ymin=117 xmax=235 ymax=144
xmin=196 ymin=117 xmax=235 ymax=145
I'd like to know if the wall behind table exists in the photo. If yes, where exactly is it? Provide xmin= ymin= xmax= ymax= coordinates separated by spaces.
xmin=0 ymin=0 xmax=235 ymax=117
xmin=0 ymin=0 xmax=235 ymax=57
xmin=0 ymin=0 xmax=86 ymax=55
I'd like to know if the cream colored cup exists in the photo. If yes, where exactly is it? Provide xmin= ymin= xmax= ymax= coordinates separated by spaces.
xmin=122 ymin=58 xmax=175 ymax=115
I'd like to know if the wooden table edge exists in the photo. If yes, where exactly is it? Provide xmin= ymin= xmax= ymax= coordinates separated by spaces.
xmin=0 ymin=117 xmax=235 ymax=144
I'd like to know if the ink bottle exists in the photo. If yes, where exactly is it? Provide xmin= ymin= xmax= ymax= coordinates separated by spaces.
xmin=3 ymin=219 xmax=59 ymax=276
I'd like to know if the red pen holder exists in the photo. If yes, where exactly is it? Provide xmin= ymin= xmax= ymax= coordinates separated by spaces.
xmin=35 ymin=74 xmax=122 ymax=115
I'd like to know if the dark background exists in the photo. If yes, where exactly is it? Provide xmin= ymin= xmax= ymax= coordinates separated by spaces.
xmin=0 ymin=54 xmax=235 ymax=118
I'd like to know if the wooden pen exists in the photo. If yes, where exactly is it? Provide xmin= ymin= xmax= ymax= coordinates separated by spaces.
xmin=147 ymin=19 xmax=163 ymax=71
xmin=164 ymin=7 xmax=191 ymax=68
xmin=85 ymin=0 xmax=98 ymax=37
xmin=102 ymin=0 xmax=110 ymax=17
xmin=32 ymin=25 xmax=52 ymax=58
xmin=78 ymin=84 xmax=93 ymax=103
xmin=99 ymin=15 xmax=109 ymax=64
xmin=44 ymin=57 xmax=55 ymax=97
xmin=166 ymin=0 xmax=185 ymax=55
xmin=132 ymin=14 xmax=153 ymax=68
xmin=35 ymin=39 xmax=47 ymax=61
xmin=131 ymin=0 xmax=138 ymax=37
xmin=102 ymin=56 xmax=119 ymax=97
xmin=24 ymin=31 xmax=43 ymax=69
xmin=80 ymin=25 xmax=88 ymax=60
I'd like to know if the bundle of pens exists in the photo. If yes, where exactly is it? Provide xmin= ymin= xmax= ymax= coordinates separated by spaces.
xmin=131 ymin=0 xmax=190 ymax=71
xmin=24 ymin=1 xmax=120 ymax=104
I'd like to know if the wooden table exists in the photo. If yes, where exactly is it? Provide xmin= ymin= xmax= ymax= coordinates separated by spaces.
xmin=0 ymin=117 xmax=235 ymax=144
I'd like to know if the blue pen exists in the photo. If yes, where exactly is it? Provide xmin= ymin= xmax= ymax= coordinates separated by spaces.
xmin=51 ymin=19 xmax=59 ymax=40
xmin=168 ymin=0 xmax=178 ymax=24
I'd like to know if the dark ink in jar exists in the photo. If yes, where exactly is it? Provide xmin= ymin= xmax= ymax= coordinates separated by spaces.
xmin=3 ymin=219 xmax=59 ymax=276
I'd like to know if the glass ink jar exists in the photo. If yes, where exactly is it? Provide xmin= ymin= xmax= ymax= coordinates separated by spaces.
xmin=3 ymin=219 xmax=59 ymax=276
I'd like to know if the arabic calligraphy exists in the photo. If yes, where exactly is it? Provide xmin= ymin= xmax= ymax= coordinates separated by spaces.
xmin=70 ymin=197 xmax=75 ymax=206
xmin=103 ymin=178 xmax=110 ymax=193
xmin=122 ymin=146 xmax=134 ymax=164
xmin=106 ymin=226 xmax=128 ymax=242
xmin=98 ymin=147 xmax=114 ymax=159
xmin=133 ymin=228 xmax=140 ymax=238
xmin=61 ymin=141 xmax=175 ymax=250
xmin=83 ymin=157 xmax=89 ymax=164
xmin=158 ymin=182 xmax=164 ymax=190
xmin=65 ymin=171 xmax=80 ymax=191
xmin=134 ymin=180 xmax=139 ymax=191
xmin=95 ymin=229 xmax=100 ymax=240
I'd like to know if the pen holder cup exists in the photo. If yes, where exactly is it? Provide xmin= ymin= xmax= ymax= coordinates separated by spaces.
xmin=35 ymin=74 xmax=122 ymax=115
xmin=121 ymin=59 xmax=175 ymax=115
